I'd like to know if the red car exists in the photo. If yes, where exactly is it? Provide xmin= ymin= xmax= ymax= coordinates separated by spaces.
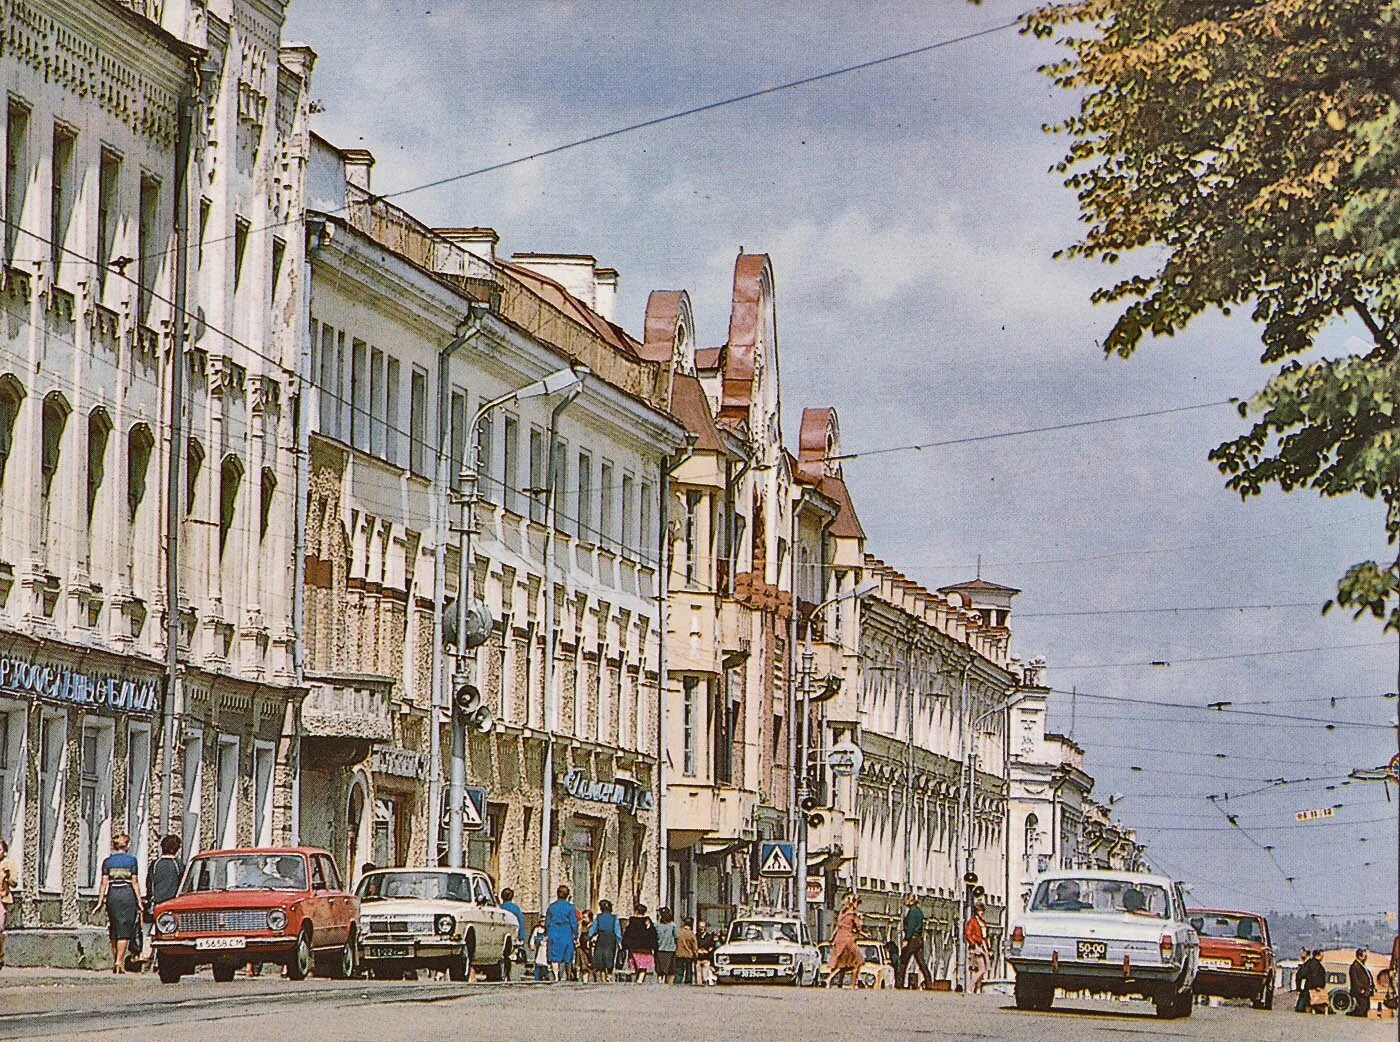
xmin=1187 ymin=908 xmax=1274 ymax=1009
xmin=152 ymin=847 xmax=359 ymax=983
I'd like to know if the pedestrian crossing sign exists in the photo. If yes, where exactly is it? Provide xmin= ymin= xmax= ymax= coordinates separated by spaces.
xmin=759 ymin=841 xmax=795 ymax=877
xmin=463 ymin=786 xmax=488 ymax=831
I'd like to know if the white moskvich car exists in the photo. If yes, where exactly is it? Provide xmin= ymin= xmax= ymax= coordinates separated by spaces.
xmin=1008 ymin=870 xmax=1200 ymax=1019
xmin=713 ymin=913 xmax=822 ymax=986
xmin=354 ymin=868 xmax=517 ymax=980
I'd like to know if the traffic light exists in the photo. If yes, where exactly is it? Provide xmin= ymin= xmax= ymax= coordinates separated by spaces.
xmin=442 ymin=599 xmax=494 ymax=650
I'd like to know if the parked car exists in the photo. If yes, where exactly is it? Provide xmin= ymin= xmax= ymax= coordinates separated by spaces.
xmin=816 ymin=941 xmax=896 ymax=988
xmin=354 ymin=867 xmax=517 ymax=981
xmin=151 ymin=847 xmax=359 ymax=984
xmin=1319 ymin=948 xmax=1391 ymax=1015
xmin=713 ymin=912 xmax=821 ymax=986
xmin=1008 ymin=870 xmax=1200 ymax=1018
xmin=1186 ymin=908 xmax=1274 ymax=1009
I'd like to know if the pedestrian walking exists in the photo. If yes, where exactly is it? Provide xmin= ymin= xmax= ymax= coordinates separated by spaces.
xmin=964 ymin=903 xmax=990 ymax=994
xmin=1296 ymin=949 xmax=1327 ymax=1013
xmin=545 ymin=885 xmax=578 ymax=982
xmin=92 ymin=833 xmax=143 ymax=974
xmin=826 ymin=894 xmax=865 ymax=989
xmin=500 ymin=887 xmax=526 ymax=981
xmin=655 ymin=907 xmax=678 ymax=982
xmin=530 ymin=923 xmax=550 ymax=982
xmin=695 ymin=919 xmax=718 ymax=986
xmin=1348 ymin=948 xmax=1375 ymax=1017
xmin=897 ymin=894 xmax=932 ymax=990
xmin=144 ymin=834 xmax=184 ymax=972
xmin=622 ymin=903 xmax=658 ymax=983
xmin=576 ymin=908 xmax=595 ymax=982
xmin=0 ymin=837 xmax=17 ymax=971
xmin=675 ymin=918 xmax=698 ymax=985
xmin=588 ymin=899 xmax=623 ymax=982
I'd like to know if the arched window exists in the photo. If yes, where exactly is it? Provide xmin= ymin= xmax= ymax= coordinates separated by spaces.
xmin=219 ymin=454 xmax=243 ymax=553
xmin=1024 ymin=813 xmax=1039 ymax=859
xmin=40 ymin=392 xmax=70 ymax=497
xmin=127 ymin=425 xmax=155 ymax=521
xmin=259 ymin=466 xmax=276 ymax=541
xmin=0 ymin=375 xmax=23 ymax=488
xmin=185 ymin=438 xmax=204 ymax=517
xmin=86 ymin=408 xmax=112 ymax=523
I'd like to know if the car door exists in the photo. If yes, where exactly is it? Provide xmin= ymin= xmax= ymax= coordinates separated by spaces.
xmin=471 ymin=873 xmax=506 ymax=956
xmin=318 ymin=855 xmax=351 ymax=947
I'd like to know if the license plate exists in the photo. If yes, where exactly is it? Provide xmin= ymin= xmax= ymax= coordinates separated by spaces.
xmin=195 ymin=936 xmax=247 ymax=951
xmin=1201 ymin=958 xmax=1233 ymax=969
xmin=735 ymin=967 xmax=772 ymax=977
xmin=366 ymin=945 xmax=412 ymax=960
xmin=1077 ymin=940 xmax=1107 ymax=960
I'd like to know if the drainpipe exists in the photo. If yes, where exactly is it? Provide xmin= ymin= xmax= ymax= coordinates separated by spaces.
xmin=160 ymin=67 xmax=196 ymax=838
xmin=656 ymin=432 xmax=696 ymax=911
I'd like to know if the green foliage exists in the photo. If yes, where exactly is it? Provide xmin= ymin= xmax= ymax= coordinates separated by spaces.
xmin=1027 ymin=0 xmax=1400 ymax=628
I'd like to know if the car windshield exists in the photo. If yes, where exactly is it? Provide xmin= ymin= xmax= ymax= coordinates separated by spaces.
xmin=728 ymin=920 xmax=800 ymax=944
xmin=860 ymin=943 xmax=885 ymax=962
xmin=357 ymin=871 xmax=472 ymax=903
xmin=1189 ymin=913 xmax=1262 ymax=941
xmin=1031 ymin=878 xmax=1170 ymax=919
xmin=182 ymin=853 xmax=307 ymax=893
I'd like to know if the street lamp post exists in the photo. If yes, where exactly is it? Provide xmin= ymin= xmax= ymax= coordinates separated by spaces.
xmin=958 ymin=685 xmax=1024 ymax=995
xmin=796 ymin=576 xmax=878 ymax=929
xmin=443 ymin=364 xmax=588 ymax=869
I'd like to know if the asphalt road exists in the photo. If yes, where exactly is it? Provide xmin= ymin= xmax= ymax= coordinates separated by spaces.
xmin=0 ymin=973 xmax=1392 ymax=1041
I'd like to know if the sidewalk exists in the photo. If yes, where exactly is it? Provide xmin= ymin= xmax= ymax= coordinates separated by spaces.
xmin=0 ymin=965 xmax=128 ymax=987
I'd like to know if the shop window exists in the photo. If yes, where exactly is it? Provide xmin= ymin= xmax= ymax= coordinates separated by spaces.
xmin=181 ymin=728 xmax=203 ymax=855
xmin=0 ymin=709 xmax=21 ymax=868
xmin=564 ymin=821 xmax=597 ymax=912
xmin=215 ymin=736 xmax=239 ymax=849
xmin=126 ymin=722 xmax=151 ymax=871
xmin=78 ymin=722 xmax=113 ymax=892
xmin=252 ymin=741 xmax=275 ymax=846
xmin=38 ymin=712 xmax=65 ymax=891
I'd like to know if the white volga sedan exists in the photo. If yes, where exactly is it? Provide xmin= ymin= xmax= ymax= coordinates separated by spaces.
xmin=355 ymin=868 xmax=518 ymax=980
xmin=1008 ymin=870 xmax=1200 ymax=1018
xmin=714 ymin=913 xmax=822 ymax=986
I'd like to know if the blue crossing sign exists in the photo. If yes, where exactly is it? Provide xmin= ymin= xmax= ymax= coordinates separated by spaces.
xmin=759 ymin=841 xmax=796 ymax=877
xmin=463 ymin=786 xmax=488 ymax=831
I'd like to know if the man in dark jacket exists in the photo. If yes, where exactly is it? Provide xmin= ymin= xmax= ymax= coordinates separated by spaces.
xmin=1349 ymin=949 xmax=1375 ymax=1017
xmin=1295 ymin=949 xmax=1326 ymax=1013
xmin=897 ymin=894 xmax=932 ymax=990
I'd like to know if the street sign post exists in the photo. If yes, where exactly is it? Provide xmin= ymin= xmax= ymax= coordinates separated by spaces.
xmin=463 ymin=786 xmax=488 ymax=831
xmin=806 ymin=876 xmax=825 ymax=904
xmin=759 ymin=841 xmax=796 ymax=877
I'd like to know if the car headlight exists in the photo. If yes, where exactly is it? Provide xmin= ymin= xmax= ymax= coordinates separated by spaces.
xmin=776 ymin=953 xmax=792 ymax=964
xmin=435 ymin=914 xmax=456 ymax=936
xmin=156 ymin=911 xmax=177 ymax=935
xmin=266 ymin=908 xmax=288 ymax=932
xmin=714 ymin=954 xmax=729 ymax=966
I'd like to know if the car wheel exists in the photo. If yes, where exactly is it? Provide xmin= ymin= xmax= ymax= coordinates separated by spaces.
xmin=157 ymin=959 xmax=188 ymax=985
xmin=1015 ymin=976 xmax=1049 ymax=1011
xmin=1252 ymin=980 xmax=1274 ymax=1010
xmin=212 ymin=962 xmax=237 ymax=983
xmin=1330 ymin=988 xmax=1355 ymax=1014
xmin=286 ymin=929 xmax=314 ymax=981
xmin=332 ymin=928 xmax=358 ymax=980
xmin=1155 ymin=987 xmax=1185 ymax=1019
xmin=449 ymin=934 xmax=475 ymax=982
xmin=1176 ymin=990 xmax=1194 ymax=1019
xmin=478 ymin=937 xmax=510 ymax=983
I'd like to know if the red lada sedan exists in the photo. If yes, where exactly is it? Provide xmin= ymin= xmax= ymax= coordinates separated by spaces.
xmin=1187 ymin=908 xmax=1275 ymax=1009
xmin=152 ymin=847 xmax=359 ymax=983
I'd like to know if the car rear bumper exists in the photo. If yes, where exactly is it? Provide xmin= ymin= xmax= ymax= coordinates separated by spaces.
xmin=1011 ymin=957 xmax=1183 ymax=993
xmin=1195 ymin=968 xmax=1268 ymax=998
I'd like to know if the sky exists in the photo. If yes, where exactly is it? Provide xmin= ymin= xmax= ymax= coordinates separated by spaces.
xmin=287 ymin=0 xmax=1399 ymax=929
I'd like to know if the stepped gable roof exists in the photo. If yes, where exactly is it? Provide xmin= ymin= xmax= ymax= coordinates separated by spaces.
xmin=498 ymin=259 xmax=642 ymax=361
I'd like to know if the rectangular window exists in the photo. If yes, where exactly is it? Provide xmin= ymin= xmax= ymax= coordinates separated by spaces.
xmin=126 ymin=722 xmax=151 ymax=872
xmin=599 ymin=461 xmax=615 ymax=549
xmin=38 ymin=712 xmax=65 ymax=891
xmin=49 ymin=124 xmax=75 ymax=280
xmin=640 ymin=481 xmax=654 ymax=562
xmin=4 ymin=102 xmax=29 ymax=263
xmin=449 ymin=390 xmax=466 ymax=490
xmin=576 ymin=452 xmax=592 ymax=541
xmin=409 ymin=367 xmax=429 ymax=477
xmin=96 ymin=149 xmax=120 ymax=297
xmin=0 ymin=710 xmax=21 ymax=872
xmin=684 ymin=491 xmax=701 ymax=585
xmin=369 ymin=348 xmax=385 ymax=459
xmin=232 ymin=216 xmax=249 ymax=291
xmin=528 ymin=427 xmax=545 ymax=525
xmin=351 ymin=338 xmax=368 ymax=452
xmin=503 ymin=414 xmax=520 ymax=515
xmin=621 ymin=473 xmax=636 ymax=558
xmin=682 ymin=676 xmax=698 ymax=776
xmin=78 ymin=722 xmax=113 ymax=892
xmin=215 ymin=736 xmax=239 ymax=849
xmin=551 ymin=437 xmax=568 ymax=534
xmin=318 ymin=323 xmax=336 ymax=436
xmin=385 ymin=357 xmax=401 ymax=466
xmin=253 ymin=741 xmax=275 ymax=846
xmin=182 ymin=728 xmax=203 ymax=855
xmin=477 ymin=412 xmax=494 ymax=502
xmin=137 ymin=175 xmax=160 ymax=324
xmin=337 ymin=332 xmax=349 ymax=440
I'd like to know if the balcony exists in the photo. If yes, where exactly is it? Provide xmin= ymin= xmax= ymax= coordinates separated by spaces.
xmin=301 ymin=672 xmax=394 ymax=767
xmin=667 ymin=783 xmax=758 ymax=849
xmin=718 ymin=599 xmax=753 ymax=659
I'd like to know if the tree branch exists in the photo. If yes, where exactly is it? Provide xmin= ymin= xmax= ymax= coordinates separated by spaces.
xmin=1349 ymin=296 xmax=1399 ymax=361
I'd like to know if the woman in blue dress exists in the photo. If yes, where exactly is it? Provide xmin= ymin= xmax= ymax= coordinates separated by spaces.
xmin=545 ymin=884 xmax=578 ymax=982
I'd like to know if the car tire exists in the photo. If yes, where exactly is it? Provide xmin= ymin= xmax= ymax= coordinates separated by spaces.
xmin=332 ymin=928 xmax=358 ymax=980
xmin=1252 ymin=980 xmax=1274 ymax=1010
xmin=1176 ymin=990 xmax=1194 ymax=1018
xmin=449 ymin=934 xmax=474 ymax=982
xmin=286 ymin=929 xmax=314 ymax=981
xmin=1330 ymin=988 xmax=1355 ymax=1014
xmin=1015 ymin=976 xmax=1050 ymax=1011
xmin=157 ymin=959 xmax=188 ymax=985
xmin=212 ymin=962 xmax=237 ymax=983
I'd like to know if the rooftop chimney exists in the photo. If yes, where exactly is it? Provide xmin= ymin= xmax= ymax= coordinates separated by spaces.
xmin=436 ymin=227 xmax=499 ymax=266
xmin=594 ymin=268 xmax=619 ymax=323
xmin=342 ymin=148 xmax=375 ymax=191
